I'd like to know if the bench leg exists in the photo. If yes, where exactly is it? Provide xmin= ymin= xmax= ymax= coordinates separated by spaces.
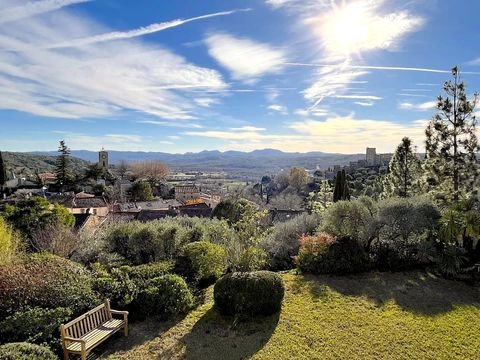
xmin=124 ymin=323 xmax=128 ymax=337
xmin=81 ymin=351 xmax=87 ymax=360
xmin=63 ymin=349 xmax=69 ymax=360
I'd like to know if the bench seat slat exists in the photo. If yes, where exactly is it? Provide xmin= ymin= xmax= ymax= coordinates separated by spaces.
xmin=66 ymin=319 xmax=125 ymax=352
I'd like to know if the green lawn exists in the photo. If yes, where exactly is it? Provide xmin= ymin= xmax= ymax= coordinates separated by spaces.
xmin=99 ymin=271 xmax=480 ymax=360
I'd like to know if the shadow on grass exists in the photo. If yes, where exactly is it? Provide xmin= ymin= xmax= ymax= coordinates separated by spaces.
xmin=182 ymin=308 xmax=280 ymax=360
xmin=297 ymin=271 xmax=480 ymax=315
xmin=93 ymin=314 xmax=187 ymax=359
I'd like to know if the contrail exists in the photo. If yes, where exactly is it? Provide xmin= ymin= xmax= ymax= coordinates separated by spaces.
xmin=0 ymin=0 xmax=90 ymax=24
xmin=47 ymin=8 xmax=252 ymax=49
xmin=284 ymin=62 xmax=480 ymax=75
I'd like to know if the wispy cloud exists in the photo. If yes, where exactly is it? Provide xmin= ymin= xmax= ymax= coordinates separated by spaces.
xmin=0 ymin=0 xmax=90 ymax=24
xmin=230 ymin=126 xmax=266 ymax=131
xmin=204 ymin=32 xmax=287 ymax=82
xmin=399 ymin=101 xmax=437 ymax=111
xmin=354 ymin=101 xmax=374 ymax=106
xmin=0 ymin=9 xmax=227 ymax=120
xmin=139 ymin=121 xmax=203 ymax=129
xmin=333 ymin=94 xmax=382 ymax=100
xmin=47 ymin=9 xmax=250 ymax=49
xmin=194 ymin=98 xmax=219 ymax=107
xmin=268 ymin=104 xmax=288 ymax=115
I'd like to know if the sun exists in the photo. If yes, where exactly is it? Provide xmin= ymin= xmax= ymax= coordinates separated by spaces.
xmin=306 ymin=1 xmax=421 ymax=57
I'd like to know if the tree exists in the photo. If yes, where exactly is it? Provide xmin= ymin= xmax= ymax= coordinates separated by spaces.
xmin=131 ymin=160 xmax=169 ymax=185
xmin=308 ymin=180 xmax=333 ymax=213
xmin=425 ymin=66 xmax=479 ymax=203
xmin=289 ymin=167 xmax=308 ymax=191
xmin=333 ymin=170 xmax=350 ymax=202
xmin=384 ymin=137 xmax=421 ymax=198
xmin=117 ymin=160 xmax=129 ymax=179
xmin=55 ymin=140 xmax=73 ymax=191
xmin=130 ymin=181 xmax=153 ymax=201
xmin=0 ymin=151 xmax=6 ymax=195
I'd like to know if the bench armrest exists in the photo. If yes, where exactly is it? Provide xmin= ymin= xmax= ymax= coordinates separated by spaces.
xmin=111 ymin=309 xmax=129 ymax=322
xmin=63 ymin=337 xmax=86 ymax=344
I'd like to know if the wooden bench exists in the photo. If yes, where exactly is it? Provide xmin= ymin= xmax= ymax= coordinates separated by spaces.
xmin=60 ymin=300 xmax=128 ymax=360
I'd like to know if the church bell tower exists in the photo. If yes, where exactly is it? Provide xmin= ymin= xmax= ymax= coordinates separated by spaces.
xmin=99 ymin=148 xmax=109 ymax=172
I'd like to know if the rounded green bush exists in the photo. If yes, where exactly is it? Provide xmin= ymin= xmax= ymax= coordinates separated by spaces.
xmin=179 ymin=241 xmax=228 ymax=284
xmin=0 ymin=342 xmax=57 ymax=360
xmin=122 ymin=261 xmax=173 ymax=283
xmin=214 ymin=271 xmax=284 ymax=317
xmin=93 ymin=268 xmax=138 ymax=308
xmin=133 ymin=274 xmax=194 ymax=317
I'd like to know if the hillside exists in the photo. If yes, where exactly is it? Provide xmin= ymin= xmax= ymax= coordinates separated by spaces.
xmin=34 ymin=149 xmax=365 ymax=178
xmin=3 ymin=151 xmax=91 ymax=177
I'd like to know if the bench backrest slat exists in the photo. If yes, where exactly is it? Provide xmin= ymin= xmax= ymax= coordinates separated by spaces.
xmin=62 ymin=301 xmax=112 ymax=338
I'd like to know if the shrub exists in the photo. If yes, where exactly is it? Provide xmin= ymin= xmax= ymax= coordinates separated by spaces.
xmin=0 ymin=342 xmax=57 ymax=360
xmin=133 ymin=274 xmax=194 ymax=318
xmin=122 ymin=261 xmax=173 ymax=284
xmin=0 ymin=307 xmax=71 ymax=349
xmin=0 ymin=253 xmax=98 ymax=319
xmin=263 ymin=214 xmax=321 ymax=270
xmin=93 ymin=268 xmax=138 ymax=308
xmin=297 ymin=233 xmax=369 ymax=274
xmin=0 ymin=216 xmax=22 ymax=266
xmin=237 ymin=246 xmax=267 ymax=272
xmin=214 ymin=271 xmax=284 ymax=318
xmin=178 ymin=241 xmax=227 ymax=284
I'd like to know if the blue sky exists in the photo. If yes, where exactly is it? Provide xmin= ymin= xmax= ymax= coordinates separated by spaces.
xmin=1 ymin=0 xmax=480 ymax=154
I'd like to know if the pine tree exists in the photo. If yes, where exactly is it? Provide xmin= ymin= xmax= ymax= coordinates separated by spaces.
xmin=425 ymin=66 xmax=479 ymax=203
xmin=384 ymin=137 xmax=421 ymax=198
xmin=55 ymin=140 xmax=73 ymax=191
xmin=0 ymin=151 xmax=6 ymax=195
xmin=333 ymin=169 xmax=350 ymax=202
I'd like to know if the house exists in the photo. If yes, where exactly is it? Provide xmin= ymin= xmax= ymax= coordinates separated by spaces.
xmin=178 ymin=201 xmax=212 ymax=218
xmin=174 ymin=185 xmax=200 ymax=203
xmin=49 ymin=192 xmax=109 ymax=216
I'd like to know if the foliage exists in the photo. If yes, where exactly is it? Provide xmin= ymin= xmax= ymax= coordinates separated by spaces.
xmin=0 ymin=342 xmax=57 ymax=360
xmin=0 ymin=253 xmax=98 ymax=319
xmin=2 ymin=197 xmax=73 ymax=245
xmin=297 ymin=233 xmax=369 ymax=274
xmin=179 ymin=241 xmax=228 ymax=284
xmin=55 ymin=140 xmax=73 ymax=189
xmin=288 ymin=167 xmax=309 ymax=191
xmin=0 ymin=216 xmax=22 ymax=266
xmin=333 ymin=169 xmax=350 ymax=202
xmin=383 ymin=137 xmax=422 ymax=198
xmin=131 ymin=160 xmax=169 ymax=184
xmin=122 ymin=261 xmax=173 ymax=283
xmin=130 ymin=180 xmax=153 ymax=201
xmin=0 ymin=151 xmax=6 ymax=189
xmin=0 ymin=307 xmax=71 ymax=349
xmin=425 ymin=66 xmax=479 ymax=203
xmin=307 ymin=180 xmax=333 ymax=214
xmin=133 ymin=274 xmax=194 ymax=317
xmin=214 ymin=271 xmax=284 ymax=318
xmin=320 ymin=198 xmax=376 ymax=250
xmin=263 ymin=213 xmax=321 ymax=270
xmin=437 ymin=243 xmax=467 ymax=278
xmin=93 ymin=268 xmax=138 ymax=308
xmin=269 ymin=192 xmax=303 ymax=210
xmin=30 ymin=223 xmax=79 ymax=257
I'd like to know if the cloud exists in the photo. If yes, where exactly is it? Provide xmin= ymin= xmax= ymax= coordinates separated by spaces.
xmin=0 ymin=9 xmax=227 ymax=120
xmin=57 ymin=132 xmax=146 ymax=150
xmin=230 ymin=126 xmax=266 ymax=131
xmin=268 ymin=104 xmax=288 ymax=115
xmin=167 ymin=135 xmax=181 ymax=140
xmin=333 ymin=95 xmax=382 ymax=100
xmin=265 ymin=0 xmax=294 ymax=8
xmin=0 ymin=0 xmax=90 ymax=24
xmin=185 ymin=115 xmax=428 ymax=153
xmin=138 ymin=121 xmax=203 ymax=129
xmin=354 ymin=101 xmax=374 ymax=106
xmin=47 ymin=9 xmax=250 ymax=49
xmin=204 ymin=32 xmax=286 ymax=82
xmin=399 ymin=101 xmax=437 ymax=111
xmin=194 ymin=98 xmax=219 ymax=107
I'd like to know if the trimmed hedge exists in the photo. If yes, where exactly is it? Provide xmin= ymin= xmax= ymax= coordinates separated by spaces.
xmin=297 ymin=233 xmax=370 ymax=274
xmin=0 ymin=342 xmax=57 ymax=360
xmin=178 ymin=241 xmax=228 ymax=284
xmin=214 ymin=271 xmax=284 ymax=317
xmin=93 ymin=268 xmax=138 ymax=308
xmin=122 ymin=261 xmax=173 ymax=283
xmin=133 ymin=274 xmax=194 ymax=318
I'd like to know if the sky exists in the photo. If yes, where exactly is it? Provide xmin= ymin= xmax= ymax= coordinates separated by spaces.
xmin=1 ymin=0 xmax=480 ymax=154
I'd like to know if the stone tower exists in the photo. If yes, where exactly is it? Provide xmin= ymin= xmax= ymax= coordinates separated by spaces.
xmin=98 ymin=148 xmax=109 ymax=172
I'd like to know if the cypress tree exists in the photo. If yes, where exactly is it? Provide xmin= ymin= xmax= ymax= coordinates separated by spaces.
xmin=425 ymin=66 xmax=479 ymax=203
xmin=55 ymin=140 xmax=73 ymax=191
xmin=0 ymin=151 xmax=6 ymax=195
xmin=384 ymin=137 xmax=421 ymax=198
xmin=333 ymin=169 xmax=350 ymax=202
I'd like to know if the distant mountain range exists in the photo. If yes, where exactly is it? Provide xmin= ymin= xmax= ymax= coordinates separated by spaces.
xmin=29 ymin=149 xmax=365 ymax=178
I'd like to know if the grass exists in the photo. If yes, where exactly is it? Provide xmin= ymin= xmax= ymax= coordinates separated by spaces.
xmin=99 ymin=271 xmax=480 ymax=360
